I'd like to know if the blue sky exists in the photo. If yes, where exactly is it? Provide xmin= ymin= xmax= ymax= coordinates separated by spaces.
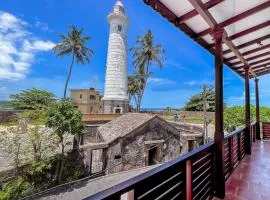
xmin=0 ymin=0 xmax=269 ymax=108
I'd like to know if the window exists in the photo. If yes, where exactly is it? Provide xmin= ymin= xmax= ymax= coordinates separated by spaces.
xmin=74 ymin=106 xmax=78 ymax=109
xmin=114 ymin=155 xmax=121 ymax=159
xmin=117 ymin=25 xmax=122 ymax=32
xmin=79 ymin=94 xmax=83 ymax=99
xmin=90 ymin=95 xmax=96 ymax=100
xmin=119 ymin=6 xmax=124 ymax=13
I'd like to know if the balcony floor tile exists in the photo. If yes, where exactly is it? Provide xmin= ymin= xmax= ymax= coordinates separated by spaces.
xmin=214 ymin=140 xmax=270 ymax=200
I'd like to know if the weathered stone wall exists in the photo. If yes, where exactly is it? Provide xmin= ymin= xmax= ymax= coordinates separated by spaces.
xmin=0 ymin=111 xmax=16 ymax=122
xmin=106 ymin=140 xmax=122 ymax=174
xmin=106 ymin=117 xmax=187 ymax=173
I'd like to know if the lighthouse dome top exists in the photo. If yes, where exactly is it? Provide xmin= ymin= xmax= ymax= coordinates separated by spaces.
xmin=113 ymin=0 xmax=125 ymax=14
xmin=115 ymin=0 xmax=124 ymax=7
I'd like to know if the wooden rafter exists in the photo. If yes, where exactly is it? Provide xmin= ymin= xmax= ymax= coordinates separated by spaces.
xmin=228 ymin=21 xmax=270 ymax=41
xmin=256 ymin=70 xmax=270 ymax=77
xmin=223 ymin=34 xmax=270 ymax=54
xmin=144 ymin=0 xmax=269 ymax=77
xmin=178 ymin=0 xmax=223 ymax=24
xmin=229 ymin=51 xmax=270 ymax=65
xmin=254 ymin=68 xmax=270 ymax=74
xmin=198 ymin=1 xmax=270 ymax=37
xmin=188 ymin=0 xmax=256 ymax=77
xmin=235 ymin=57 xmax=270 ymax=70
xmin=225 ymin=43 xmax=270 ymax=62
xmin=252 ymin=62 xmax=270 ymax=70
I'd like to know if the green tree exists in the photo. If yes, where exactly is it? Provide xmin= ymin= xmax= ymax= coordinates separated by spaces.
xmin=9 ymin=88 xmax=55 ymax=110
xmin=184 ymin=85 xmax=215 ymax=112
xmin=53 ymin=25 xmax=94 ymax=98
xmin=45 ymin=99 xmax=85 ymax=182
xmin=130 ymin=30 xmax=165 ymax=112
xmin=127 ymin=74 xmax=144 ymax=111
xmin=224 ymin=105 xmax=270 ymax=132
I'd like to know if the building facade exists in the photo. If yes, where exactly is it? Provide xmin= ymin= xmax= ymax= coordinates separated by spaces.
xmin=102 ymin=0 xmax=129 ymax=114
xmin=95 ymin=113 xmax=192 ymax=174
xmin=70 ymin=88 xmax=102 ymax=114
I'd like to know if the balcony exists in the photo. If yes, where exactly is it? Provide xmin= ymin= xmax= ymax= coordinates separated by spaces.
xmin=85 ymin=122 xmax=269 ymax=200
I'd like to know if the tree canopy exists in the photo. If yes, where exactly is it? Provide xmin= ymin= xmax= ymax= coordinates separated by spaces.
xmin=130 ymin=30 xmax=165 ymax=112
xmin=45 ymin=99 xmax=85 ymax=182
xmin=9 ymin=88 xmax=55 ymax=110
xmin=53 ymin=25 xmax=94 ymax=98
xmin=184 ymin=85 xmax=215 ymax=112
xmin=224 ymin=105 xmax=270 ymax=132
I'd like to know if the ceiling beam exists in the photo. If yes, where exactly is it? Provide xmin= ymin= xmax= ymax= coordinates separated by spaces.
xmin=229 ymin=51 xmax=270 ymax=65
xmin=188 ymin=0 xmax=256 ymax=77
xmin=256 ymin=70 xmax=270 ymax=77
xmin=254 ymin=67 xmax=270 ymax=74
xmin=144 ymin=0 xmax=251 ymax=78
xmin=198 ymin=1 xmax=270 ymax=37
xmin=252 ymin=62 xmax=270 ymax=70
xmin=252 ymin=67 xmax=270 ymax=76
xmin=228 ymin=21 xmax=270 ymax=41
xmin=225 ymin=43 xmax=270 ymax=62
xmin=234 ymin=57 xmax=270 ymax=70
xmin=223 ymin=34 xmax=270 ymax=55
xmin=178 ymin=0 xmax=223 ymax=24
xmin=144 ymin=0 xmax=216 ymax=55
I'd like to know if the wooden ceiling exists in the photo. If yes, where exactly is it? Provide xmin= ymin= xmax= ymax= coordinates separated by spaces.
xmin=143 ymin=0 xmax=270 ymax=79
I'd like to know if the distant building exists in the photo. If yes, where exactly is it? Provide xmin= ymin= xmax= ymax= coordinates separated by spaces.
xmin=102 ymin=0 xmax=129 ymax=114
xmin=70 ymin=88 xmax=102 ymax=114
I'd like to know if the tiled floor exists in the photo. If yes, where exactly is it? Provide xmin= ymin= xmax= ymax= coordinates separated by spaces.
xmin=215 ymin=140 xmax=270 ymax=200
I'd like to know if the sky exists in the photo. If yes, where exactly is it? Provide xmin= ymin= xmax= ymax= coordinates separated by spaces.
xmin=0 ymin=0 xmax=269 ymax=108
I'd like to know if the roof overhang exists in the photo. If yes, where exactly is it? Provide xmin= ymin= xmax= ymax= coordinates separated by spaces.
xmin=144 ymin=0 xmax=270 ymax=79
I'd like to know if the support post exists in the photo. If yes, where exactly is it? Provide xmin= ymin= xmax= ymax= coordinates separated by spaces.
xmin=244 ymin=66 xmax=251 ymax=154
xmin=213 ymin=28 xmax=225 ymax=199
xmin=186 ymin=159 xmax=192 ymax=200
xmin=255 ymin=78 xmax=261 ymax=140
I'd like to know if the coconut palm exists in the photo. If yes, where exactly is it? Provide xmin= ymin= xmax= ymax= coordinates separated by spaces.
xmin=53 ymin=25 xmax=94 ymax=98
xmin=130 ymin=30 xmax=165 ymax=111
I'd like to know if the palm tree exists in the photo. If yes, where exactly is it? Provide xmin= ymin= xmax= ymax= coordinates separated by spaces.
xmin=130 ymin=30 xmax=165 ymax=111
xmin=53 ymin=25 xmax=94 ymax=98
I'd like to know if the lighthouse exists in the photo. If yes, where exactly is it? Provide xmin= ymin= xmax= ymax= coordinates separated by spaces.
xmin=102 ymin=0 xmax=129 ymax=114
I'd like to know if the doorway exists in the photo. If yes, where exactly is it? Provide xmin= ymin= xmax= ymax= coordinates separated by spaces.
xmin=148 ymin=147 xmax=158 ymax=165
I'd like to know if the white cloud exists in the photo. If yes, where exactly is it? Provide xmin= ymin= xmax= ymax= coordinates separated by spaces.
xmin=34 ymin=18 xmax=53 ymax=32
xmin=184 ymin=80 xmax=213 ymax=86
xmin=166 ymin=59 xmax=188 ymax=70
xmin=148 ymin=77 xmax=176 ymax=85
xmin=0 ymin=11 xmax=55 ymax=80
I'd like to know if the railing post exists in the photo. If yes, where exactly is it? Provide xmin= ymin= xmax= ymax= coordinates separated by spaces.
xmin=244 ymin=66 xmax=251 ymax=155
xmin=229 ymin=137 xmax=234 ymax=172
xmin=186 ymin=159 xmax=192 ymax=200
xmin=255 ymin=78 xmax=261 ymax=140
xmin=213 ymin=27 xmax=225 ymax=199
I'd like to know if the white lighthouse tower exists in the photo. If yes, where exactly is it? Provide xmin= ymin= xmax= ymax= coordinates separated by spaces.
xmin=102 ymin=0 xmax=129 ymax=114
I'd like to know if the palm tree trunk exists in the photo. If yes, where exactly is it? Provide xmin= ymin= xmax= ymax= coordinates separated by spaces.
xmin=137 ymin=61 xmax=150 ymax=112
xmin=63 ymin=52 xmax=75 ymax=98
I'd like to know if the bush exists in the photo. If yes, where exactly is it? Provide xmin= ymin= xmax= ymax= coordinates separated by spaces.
xmin=224 ymin=105 xmax=270 ymax=132
xmin=0 ymin=177 xmax=34 ymax=200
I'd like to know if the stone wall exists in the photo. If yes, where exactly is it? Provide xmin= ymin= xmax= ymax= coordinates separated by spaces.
xmin=0 ymin=111 xmax=16 ymax=122
xmin=106 ymin=117 xmax=188 ymax=173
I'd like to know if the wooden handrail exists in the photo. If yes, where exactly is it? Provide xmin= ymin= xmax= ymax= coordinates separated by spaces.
xmin=86 ymin=141 xmax=215 ymax=200
xmin=224 ymin=127 xmax=246 ymax=139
